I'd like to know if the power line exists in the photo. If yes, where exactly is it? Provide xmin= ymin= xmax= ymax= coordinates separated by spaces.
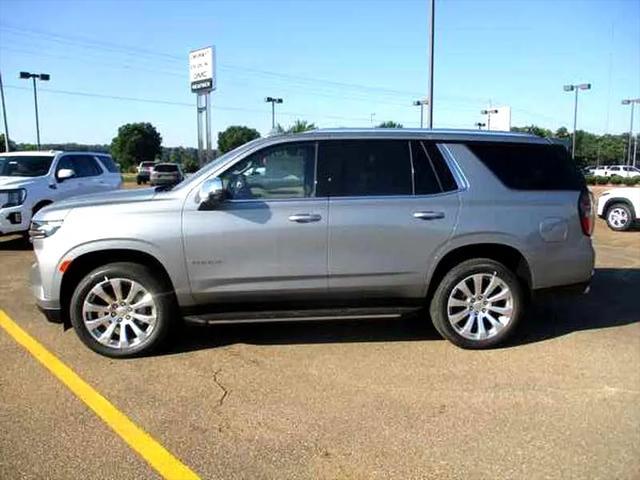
xmin=3 ymin=84 xmax=377 ymax=123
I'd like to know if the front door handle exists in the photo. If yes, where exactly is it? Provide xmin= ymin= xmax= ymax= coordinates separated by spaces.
xmin=413 ymin=211 xmax=445 ymax=220
xmin=288 ymin=213 xmax=322 ymax=223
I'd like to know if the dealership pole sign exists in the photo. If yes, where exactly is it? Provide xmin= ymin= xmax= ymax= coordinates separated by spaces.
xmin=190 ymin=46 xmax=215 ymax=166
xmin=189 ymin=46 xmax=216 ymax=93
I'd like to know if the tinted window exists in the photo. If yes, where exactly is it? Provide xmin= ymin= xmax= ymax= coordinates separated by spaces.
xmin=317 ymin=140 xmax=412 ymax=197
xmin=71 ymin=155 xmax=103 ymax=177
xmin=467 ymin=143 xmax=585 ymax=191
xmin=141 ymin=162 xmax=156 ymax=168
xmin=411 ymin=141 xmax=458 ymax=194
xmin=154 ymin=164 xmax=179 ymax=172
xmin=427 ymin=143 xmax=458 ymax=192
xmin=96 ymin=155 xmax=119 ymax=173
xmin=0 ymin=155 xmax=53 ymax=177
xmin=220 ymin=142 xmax=316 ymax=200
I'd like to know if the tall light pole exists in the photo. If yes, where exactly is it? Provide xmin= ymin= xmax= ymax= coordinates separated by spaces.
xmin=370 ymin=112 xmax=376 ymax=127
xmin=264 ymin=96 xmax=283 ymax=131
xmin=480 ymin=108 xmax=498 ymax=130
xmin=427 ymin=0 xmax=435 ymax=128
xmin=563 ymin=83 xmax=591 ymax=160
xmin=20 ymin=72 xmax=50 ymax=149
xmin=0 ymin=72 xmax=9 ymax=152
xmin=413 ymin=99 xmax=428 ymax=128
xmin=621 ymin=98 xmax=640 ymax=166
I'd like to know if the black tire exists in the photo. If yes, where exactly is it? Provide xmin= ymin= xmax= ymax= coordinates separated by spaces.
xmin=69 ymin=262 xmax=175 ymax=358
xmin=429 ymin=258 xmax=524 ymax=349
xmin=605 ymin=203 xmax=633 ymax=231
xmin=136 ymin=179 xmax=142 ymax=185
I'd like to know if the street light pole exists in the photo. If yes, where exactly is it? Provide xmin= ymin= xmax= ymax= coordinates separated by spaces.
xmin=622 ymin=99 xmax=640 ymax=166
xmin=264 ymin=96 xmax=283 ymax=131
xmin=475 ymin=122 xmax=486 ymax=130
xmin=0 ymin=72 xmax=9 ymax=151
xmin=427 ymin=0 xmax=435 ymax=128
xmin=563 ymin=83 xmax=591 ymax=160
xmin=413 ymin=99 xmax=428 ymax=128
xmin=20 ymin=71 xmax=50 ymax=149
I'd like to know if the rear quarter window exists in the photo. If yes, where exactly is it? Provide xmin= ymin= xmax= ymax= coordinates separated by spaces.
xmin=467 ymin=142 xmax=585 ymax=191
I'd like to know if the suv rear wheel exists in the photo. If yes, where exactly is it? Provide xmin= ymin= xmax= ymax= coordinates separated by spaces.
xmin=606 ymin=203 xmax=633 ymax=231
xmin=429 ymin=258 xmax=524 ymax=349
xmin=69 ymin=262 xmax=174 ymax=358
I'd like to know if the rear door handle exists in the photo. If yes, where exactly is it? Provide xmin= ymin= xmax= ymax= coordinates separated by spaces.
xmin=288 ymin=213 xmax=322 ymax=223
xmin=413 ymin=211 xmax=445 ymax=220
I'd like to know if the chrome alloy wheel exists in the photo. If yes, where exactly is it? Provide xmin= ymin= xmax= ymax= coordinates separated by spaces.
xmin=608 ymin=207 xmax=629 ymax=229
xmin=82 ymin=277 xmax=157 ymax=349
xmin=446 ymin=273 xmax=514 ymax=341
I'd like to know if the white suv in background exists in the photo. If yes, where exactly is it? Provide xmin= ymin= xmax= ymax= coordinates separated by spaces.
xmin=0 ymin=151 xmax=122 ymax=236
xmin=590 ymin=165 xmax=640 ymax=178
xmin=597 ymin=187 xmax=640 ymax=231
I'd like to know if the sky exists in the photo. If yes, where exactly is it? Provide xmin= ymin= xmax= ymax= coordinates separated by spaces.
xmin=0 ymin=0 xmax=639 ymax=147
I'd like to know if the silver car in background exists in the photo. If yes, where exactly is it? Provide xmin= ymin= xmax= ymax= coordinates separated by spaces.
xmin=30 ymin=129 xmax=595 ymax=358
xmin=150 ymin=163 xmax=184 ymax=186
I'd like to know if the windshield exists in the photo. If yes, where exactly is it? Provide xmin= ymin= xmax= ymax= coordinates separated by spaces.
xmin=0 ymin=155 xmax=54 ymax=177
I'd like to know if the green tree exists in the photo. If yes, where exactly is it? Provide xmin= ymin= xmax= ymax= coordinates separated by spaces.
xmin=217 ymin=125 xmax=260 ymax=154
xmin=376 ymin=121 xmax=403 ymax=128
xmin=287 ymin=120 xmax=316 ymax=133
xmin=555 ymin=127 xmax=570 ymax=138
xmin=110 ymin=122 xmax=162 ymax=170
xmin=0 ymin=134 xmax=17 ymax=153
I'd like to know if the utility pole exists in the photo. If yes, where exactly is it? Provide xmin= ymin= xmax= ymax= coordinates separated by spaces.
xmin=413 ymin=99 xmax=428 ymax=128
xmin=563 ymin=83 xmax=591 ymax=160
xmin=621 ymin=98 xmax=640 ymax=166
xmin=20 ymin=71 xmax=50 ymax=149
xmin=265 ymin=96 xmax=283 ymax=131
xmin=427 ymin=0 xmax=435 ymax=128
xmin=0 ymin=72 xmax=9 ymax=151
xmin=480 ymin=108 xmax=498 ymax=130
xmin=370 ymin=112 xmax=376 ymax=127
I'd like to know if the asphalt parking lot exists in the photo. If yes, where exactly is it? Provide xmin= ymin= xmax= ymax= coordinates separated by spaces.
xmin=1 ymin=211 xmax=639 ymax=479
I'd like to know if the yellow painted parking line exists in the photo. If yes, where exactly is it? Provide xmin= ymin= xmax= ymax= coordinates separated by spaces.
xmin=0 ymin=310 xmax=200 ymax=480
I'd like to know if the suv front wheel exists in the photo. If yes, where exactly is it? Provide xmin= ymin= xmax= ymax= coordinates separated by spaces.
xmin=429 ymin=258 xmax=524 ymax=349
xmin=70 ymin=262 xmax=174 ymax=358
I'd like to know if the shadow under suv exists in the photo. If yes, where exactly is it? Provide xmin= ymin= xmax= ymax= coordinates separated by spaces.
xmin=30 ymin=129 xmax=595 ymax=357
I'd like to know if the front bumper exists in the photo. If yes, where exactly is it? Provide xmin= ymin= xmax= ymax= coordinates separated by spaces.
xmin=31 ymin=262 xmax=61 ymax=321
xmin=0 ymin=206 xmax=29 ymax=235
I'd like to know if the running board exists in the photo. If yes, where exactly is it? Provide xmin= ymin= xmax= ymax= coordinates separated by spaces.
xmin=183 ymin=306 xmax=420 ymax=325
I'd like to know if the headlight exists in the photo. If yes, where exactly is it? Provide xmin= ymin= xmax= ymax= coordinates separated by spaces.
xmin=29 ymin=219 xmax=64 ymax=239
xmin=0 ymin=188 xmax=27 ymax=208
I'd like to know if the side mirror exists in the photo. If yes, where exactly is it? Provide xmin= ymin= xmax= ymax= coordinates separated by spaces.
xmin=57 ymin=168 xmax=75 ymax=181
xmin=197 ymin=177 xmax=224 ymax=208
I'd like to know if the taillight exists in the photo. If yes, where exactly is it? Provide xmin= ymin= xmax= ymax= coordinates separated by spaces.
xmin=578 ymin=190 xmax=595 ymax=236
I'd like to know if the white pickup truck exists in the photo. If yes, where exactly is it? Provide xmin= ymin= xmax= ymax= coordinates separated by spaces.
xmin=0 ymin=151 xmax=122 ymax=236
xmin=589 ymin=165 xmax=640 ymax=178
xmin=597 ymin=187 xmax=640 ymax=231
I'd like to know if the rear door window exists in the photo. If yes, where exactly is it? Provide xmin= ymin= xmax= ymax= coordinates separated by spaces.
xmin=317 ymin=140 xmax=412 ymax=197
xmin=467 ymin=142 xmax=585 ymax=190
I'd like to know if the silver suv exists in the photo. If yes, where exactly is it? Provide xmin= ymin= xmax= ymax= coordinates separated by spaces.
xmin=30 ymin=129 xmax=595 ymax=357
